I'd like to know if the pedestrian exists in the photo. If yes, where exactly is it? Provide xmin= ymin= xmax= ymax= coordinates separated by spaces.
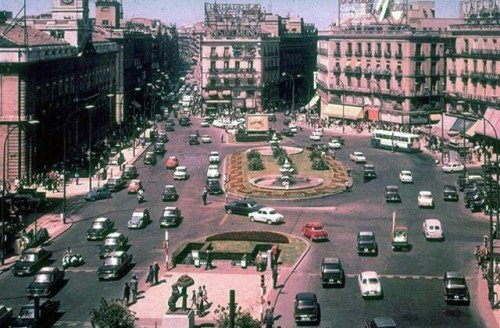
xmin=272 ymin=266 xmax=278 ymax=289
xmin=130 ymin=275 xmax=138 ymax=304
xmin=146 ymin=265 xmax=154 ymax=287
xmin=202 ymin=187 xmax=208 ymax=206
xmin=220 ymin=133 xmax=224 ymax=143
xmin=197 ymin=295 xmax=204 ymax=316
xmin=202 ymin=285 xmax=208 ymax=303
xmin=265 ymin=301 xmax=274 ymax=319
xmin=123 ymin=282 xmax=130 ymax=306
xmin=264 ymin=309 xmax=274 ymax=328
xmin=191 ymin=290 xmax=198 ymax=310
xmin=75 ymin=172 xmax=80 ymax=185
xmin=153 ymin=262 xmax=160 ymax=285
xmin=205 ymin=250 xmax=212 ymax=270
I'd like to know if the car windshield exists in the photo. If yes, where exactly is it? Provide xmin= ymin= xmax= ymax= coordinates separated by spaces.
xmin=108 ymin=179 xmax=117 ymax=184
xmin=297 ymin=300 xmax=315 ymax=307
xmin=323 ymin=263 xmax=340 ymax=272
xmin=165 ymin=187 xmax=175 ymax=192
xmin=359 ymin=235 xmax=374 ymax=242
xmin=23 ymin=254 xmax=36 ymax=262
xmin=177 ymin=168 xmax=186 ymax=172
xmin=92 ymin=222 xmax=104 ymax=229
xmin=421 ymin=194 xmax=432 ymax=199
xmin=430 ymin=225 xmax=440 ymax=230
xmin=448 ymin=277 xmax=465 ymax=286
xmin=104 ymin=238 xmax=118 ymax=246
xmin=365 ymin=278 xmax=379 ymax=284
xmin=104 ymin=257 xmax=120 ymax=266
xmin=34 ymin=273 xmax=51 ymax=283
xmin=164 ymin=210 xmax=175 ymax=216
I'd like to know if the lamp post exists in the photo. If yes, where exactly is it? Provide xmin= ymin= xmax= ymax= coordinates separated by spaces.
xmin=1 ymin=119 xmax=39 ymax=264
xmin=86 ymin=105 xmax=95 ymax=192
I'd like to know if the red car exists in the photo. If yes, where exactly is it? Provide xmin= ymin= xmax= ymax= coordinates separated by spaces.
xmin=165 ymin=156 xmax=179 ymax=169
xmin=301 ymin=222 xmax=328 ymax=241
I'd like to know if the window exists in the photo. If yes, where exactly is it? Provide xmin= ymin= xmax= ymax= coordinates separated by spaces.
xmin=386 ymin=43 xmax=391 ymax=53
xmin=483 ymin=60 xmax=487 ymax=73
xmin=224 ymin=46 xmax=230 ymax=57
xmin=248 ymin=61 xmax=253 ymax=70
xmin=473 ymin=60 xmax=477 ymax=71
xmin=464 ymin=39 xmax=469 ymax=52
xmin=376 ymin=43 xmax=381 ymax=53
xmin=102 ymin=20 xmax=109 ymax=26
xmin=357 ymin=43 xmax=362 ymax=53
xmin=210 ymin=61 xmax=216 ymax=70
xmin=224 ymin=61 xmax=229 ymax=69
xmin=367 ymin=43 xmax=372 ymax=52
xmin=235 ymin=61 xmax=240 ymax=69
xmin=464 ymin=60 xmax=469 ymax=72
xmin=101 ymin=6 xmax=110 ymax=12
xmin=397 ymin=43 xmax=402 ymax=55
xmin=335 ymin=42 xmax=340 ymax=53
xmin=415 ymin=44 xmax=422 ymax=56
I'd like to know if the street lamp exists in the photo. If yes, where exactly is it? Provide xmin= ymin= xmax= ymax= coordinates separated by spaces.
xmin=85 ymin=105 xmax=95 ymax=192
xmin=1 ymin=119 xmax=39 ymax=265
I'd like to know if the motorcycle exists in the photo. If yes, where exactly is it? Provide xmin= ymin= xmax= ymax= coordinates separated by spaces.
xmin=62 ymin=253 xmax=84 ymax=269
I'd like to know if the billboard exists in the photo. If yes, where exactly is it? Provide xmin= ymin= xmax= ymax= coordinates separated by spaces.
xmin=246 ymin=114 xmax=269 ymax=132
xmin=339 ymin=0 xmax=376 ymax=26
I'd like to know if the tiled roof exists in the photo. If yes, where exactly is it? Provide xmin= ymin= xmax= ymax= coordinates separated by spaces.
xmin=0 ymin=25 xmax=68 ymax=47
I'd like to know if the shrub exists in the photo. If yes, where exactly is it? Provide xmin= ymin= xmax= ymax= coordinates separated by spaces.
xmin=247 ymin=158 xmax=265 ymax=171
xmin=312 ymin=157 xmax=329 ymax=171
xmin=272 ymin=146 xmax=286 ymax=159
xmin=214 ymin=305 xmax=261 ymax=328
xmin=207 ymin=231 xmax=290 ymax=244
xmin=309 ymin=149 xmax=323 ymax=161
xmin=90 ymin=298 xmax=135 ymax=328
xmin=246 ymin=150 xmax=261 ymax=161
xmin=277 ymin=154 xmax=289 ymax=166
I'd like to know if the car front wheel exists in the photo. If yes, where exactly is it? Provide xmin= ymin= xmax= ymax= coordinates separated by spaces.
xmin=226 ymin=209 xmax=232 ymax=214
xmin=250 ymin=216 xmax=255 ymax=222
xmin=267 ymin=220 xmax=273 ymax=225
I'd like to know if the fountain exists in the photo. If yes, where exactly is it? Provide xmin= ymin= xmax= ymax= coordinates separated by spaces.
xmin=269 ymin=132 xmax=280 ymax=147
xmin=279 ymin=158 xmax=294 ymax=189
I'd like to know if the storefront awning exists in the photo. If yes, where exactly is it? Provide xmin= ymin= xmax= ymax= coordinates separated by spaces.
xmin=450 ymin=117 xmax=476 ymax=134
xmin=323 ymin=104 xmax=364 ymax=120
xmin=131 ymin=100 xmax=141 ymax=109
xmin=304 ymin=94 xmax=320 ymax=110
xmin=466 ymin=121 xmax=479 ymax=137
xmin=476 ymin=107 xmax=500 ymax=140
xmin=431 ymin=115 xmax=458 ymax=140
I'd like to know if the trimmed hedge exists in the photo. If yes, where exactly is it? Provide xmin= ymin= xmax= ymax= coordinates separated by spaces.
xmin=235 ymin=132 xmax=270 ymax=142
xmin=206 ymin=231 xmax=290 ymax=244
xmin=248 ymin=158 xmax=265 ymax=171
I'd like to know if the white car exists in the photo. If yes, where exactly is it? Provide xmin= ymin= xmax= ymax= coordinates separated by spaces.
xmin=442 ymin=162 xmax=465 ymax=173
xmin=399 ymin=170 xmax=413 ymax=183
xmin=358 ymin=271 xmax=382 ymax=298
xmin=328 ymin=139 xmax=342 ymax=149
xmin=200 ymin=120 xmax=210 ymax=128
xmin=212 ymin=119 xmax=226 ymax=128
xmin=201 ymin=135 xmax=212 ymax=143
xmin=350 ymin=151 xmax=366 ymax=163
xmin=248 ymin=207 xmax=284 ymax=225
xmin=314 ymin=128 xmax=323 ymax=136
xmin=309 ymin=132 xmax=322 ymax=141
xmin=206 ymin=164 xmax=220 ymax=178
xmin=289 ymin=124 xmax=298 ymax=133
xmin=422 ymin=218 xmax=443 ymax=240
xmin=209 ymin=151 xmax=220 ymax=163
xmin=418 ymin=191 xmax=434 ymax=208
xmin=173 ymin=166 xmax=190 ymax=180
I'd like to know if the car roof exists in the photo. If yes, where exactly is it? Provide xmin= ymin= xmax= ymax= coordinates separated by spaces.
xmin=364 ymin=164 xmax=374 ymax=168
xmin=361 ymin=271 xmax=378 ymax=278
xmin=353 ymin=151 xmax=364 ymax=154
xmin=359 ymin=231 xmax=374 ymax=237
xmin=424 ymin=218 xmax=441 ymax=225
xmin=419 ymin=191 xmax=432 ymax=195
xmin=39 ymin=266 xmax=56 ymax=273
xmin=322 ymin=257 xmax=340 ymax=264
xmin=168 ymin=156 xmax=178 ymax=160
xmin=210 ymin=151 xmax=219 ymax=154
xmin=296 ymin=292 xmax=316 ymax=300
xmin=130 ymin=179 xmax=141 ymax=183
xmin=386 ymin=185 xmax=398 ymax=190
xmin=165 ymin=184 xmax=175 ymax=188
xmin=107 ymin=251 xmax=125 ymax=257
xmin=401 ymin=170 xmax=412 ymax=174
xmin=107 ymin=232 xmax=122 ymax=238
xmin=95 ymin=217 xmax=109 ymax=222
xmin=445 ymin=271 xmax=465 ymax=278
xmin=176 ymin=166 xmax=187 ymax=170
xmin=125 ymin=164 xmax=135 ymax=168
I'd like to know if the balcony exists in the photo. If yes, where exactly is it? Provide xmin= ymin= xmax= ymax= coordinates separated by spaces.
xmin=316 ymin=63 xmax=328 ymax=73
xmin=373 ymin=69 xmax=391 ymax=77
xmin=344 ymin=67 xmax=354 ymax=75
xmin=461 ymin=70 xmax=470 ymax=79
xmin=353 ymin=67 xmax=362 ymax=76
xmin=384 ymin=51 xmax=392 ymax=59
xmin=333 ymin=50 xmax=341 ymax=57
xmin=460 ymin=49 xmax=500 ymax=59
xmin=209 ymin=53 xmax=218 ymax=58
xmin=414 ymin=70 xmax=426 ymax=78
xmin=374 ymin=51 xmax=382 ymax=58
xmin=363 ymin=68 xmax=372 ymax=76
xmin=345 ymin=50 xmax=353 ymax=57
xmin=333 ymin=67 xmax=341 ymax=75
xmin=394 ymin=52 xmax=402 ymax=59
xmin=394 ymin=71 xmax=403 ymax=78
xmin=318 ymin=48 xmax=328 ymax=56
xmin=448 ymin=70 xmax=457 ymax=78
xmin=364 ymin=50 xmax=372 ymax=57
xmin=355 ymin=51 xmax=362 ymax=57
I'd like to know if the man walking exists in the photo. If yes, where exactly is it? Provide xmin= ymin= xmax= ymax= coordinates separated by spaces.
xmin=202 ymin=285 xmax=208 ymax=304
xmin=153 ymin=262 xmax=160 ymax=285
xmin=272 ymin=266 xmax=278 ymax=289
xmin=205 ymin=250 xmax=212 ymax=270
xmin=130 ymin=275 xmax=138 ymax=304
xmin=191 ymin=289 xmax=198 ymax=310
xmin=123 ymin=282 xmax=131 ymax=306
xmin=202 ymin=187 xmax=208 ymax=206
xmin=75 ymin=172 xmax=80 ymax=185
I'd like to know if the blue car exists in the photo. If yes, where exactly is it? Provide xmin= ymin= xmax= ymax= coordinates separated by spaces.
xmin=84 ymin=187 xmax=112 ymax=201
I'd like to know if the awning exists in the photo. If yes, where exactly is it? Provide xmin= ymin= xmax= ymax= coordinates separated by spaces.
xmin=304 ymin=94 xmax=320 ymax=110
xmin=431 ymin=115 xmax=458 ymax=140
xmin=323 ymin=104 xmax=364 ymax=120
xmin=204 ymin=99 xmax=231 ymax=104
xmin=429 ymin=113 xmax=442 ymax=122
xmin=450 ymin=117 xmax=476 ymax=134
xmin=476 ymin=107 xmax=500 ymax=140
xmin=222 ymin=90 xmax=231 ymax=96
xmin=131 ymin=100 xmax=141 ymax=109
xmin=466 ymin=121 xmax=479 ymax=137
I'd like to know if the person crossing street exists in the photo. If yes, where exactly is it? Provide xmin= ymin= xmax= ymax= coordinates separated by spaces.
xmin=202 ymin=187 xmax=208 ymax=205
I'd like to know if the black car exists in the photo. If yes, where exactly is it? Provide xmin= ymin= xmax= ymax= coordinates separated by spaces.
xmin=159 ymin=206 xmax=182 ymax=228
xmin=384 ymin=185 xmax=401 ymax=203
xmin=281 ymin=127 xmax=294 ymax=137
xmin=122 ymin=165 xmax=138 ymax=179
xmin=283 ymin=118 xmax=292 ymax=126
xmin=157 ymin=132 xmax=169 ymax=143
xmin=179 ymin=117 xmax=191 ymax=126
xmin=26 ymin=267 xmax=65 ymax=298
xmin=364 ymin=317 xmax=397 ymax=328
xmin=357 ymin=231 xmax=378 ymax=255
xmin=457 ymin=175 xmax=467 ymax=191
xmin=165 ymin=122 xmax=175 ymax=132
xmin=99 ymin=232 xmax=128 ymax=258
xmin=224 ymin=198 xmax=262 ymax=216
xmin=13 ymin=247 xmax=53 ymax=276
xmin=86 ymin=217 xmax=114 ymax=241
xmin=206 ymin=179 xmax=224 ymax=195
xmin=443 ymin=185 xmax=459 ymax=201
xmin=97 ymin=251 xmax=133 ymax=280
xmin=294 ymin=292 xmax=320 ymax=325
xmin=144 ymin=152 xmax=157 ymax=165
xmin=84 ymin=187 xmax=112 ymax=201
xmin=104 ymin=177 xmax=127 ymax=192
xmin=10 ymin=299 xmax=60 ymax=328
xmin=189 ymin=135 xmax=200 ymax=145
xmin=154 ymin=142 xmax=166 ymax=154
xmin=363 ymin=164 xmax=377 ymax=180
xmin=268 ymin=113 xmax=276 ymax=122
xmin=443 ymin=271 xmax=470 ymax=304
xmin=162 ymin=185 xmax=179 ymax=201
xmin=333 ymin=136 xmax=345 ymax=145
xmin=320 ymin=257 xmax=345 ymax=287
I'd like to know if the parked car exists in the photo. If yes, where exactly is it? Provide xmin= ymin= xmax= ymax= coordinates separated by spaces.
xmin=301 ymin=222 xmax=328 ymax=241
xmin=123 ymin=164 xmax=138 ymax=179
xmin=154 ymin=142 xmax=166 ymax=154
xmin=350 ymin=151 xmax=366 ymax=163
xmin=224 ymin=198 xmax=262 ymax=215
xmin=13 ymin=247 xmax=53 ymax=276
xmin=6 ymin=194 xmax=42 ymax=212
xmin=159 ymin=206 xmax=182 ymax=228
xmin=189 ymin=134 xmax=200 ymax=145
xmin=328 ymin=139 xmax=342 ymax=149
xmin=97 ymin=251 xmax=133 ymax=280
xmin=173 ymin=166 xmax=190 ymax=180
xmin=294 ymin=292 xmax=320 ymax=325
xmin=104 ymin=177 xmax=127 ymax=192
xmin=165 ymin=156 xmax=179 ymax=169
xmin=99 ymin=232 xmax=128 ymax=258
xmin=0 ymin=305 xmax=13 ymax=327
xmin=157 ymin=132 xmax=169 ymax=143
xmin=399 ymin=170 xmax=413 ymax=183
xmin=457 ymin=175 xmax=467 ymax=191
xmin=281 ymin=127 xmax=294 ymax=137
xmin=363 ymin=164 xmax=377 ymax=180
xmin=162 ymin=184 xmax=179 ymax=201
xmin=84 ymin=187 xmax=111 ymax=201
xmin=422 ymin=219 xmax=444 ymax=240
xmin=320 ymin=257 xmax=345 ymax=287
xmin=442 ymin=162 xmax=465 ymax=173
xmin=358 ymin=271 xmax=382 ymax=299
xmin=418 ymin=191 xmax=434 ymax=208
xmin=206 ymin=164 xmax=220 ymax=178
xmin=309 ymin=132 xmax=322 ymax=141
xmin=165 ymin=122 xmax=175 ymax=132
xmin=443 ymin=271 xmax=470 ymax=304
xmin=205 ymin=179 xmax=223 ymax=195
xmin=127 ymin=179 xmax=143 ymax=194
xmin=357 ymin=231 xmax=378 ymax=255
xmin=289 ymin=124 xmax=298 ymax=133
xmin=200 ymin=120 xmax=210 ymax=127
xmin=179 ymin=117 xmax=191 ymax=126
xmin=364 ymin=317 xmax=397 ymax=328
xmin=248 ymin=207 xmax=284 ymax=225
xmin=144 ymin=151 xmax=157 ymax=165
xmin=26 ymin=266 xmax=65 ymax=298
xmin=384 ymin=185 xmax=401 ymax=203
xmin=201 ymin=135 xmax=212 ymax=143
xmin=10 ymin=299 xmax=59 ymax=328
xmin=209 ymin=151 xmax=220 ymax=163
xmin=86 ymin=217 xmax=114 ymax=241
xmin=443 ymin=185 xmax=459 ymax=201
xmin=127 ymin=208 xmax=151 ymax=229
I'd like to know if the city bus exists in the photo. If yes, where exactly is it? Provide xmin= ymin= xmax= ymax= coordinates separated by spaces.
xmin=370 ymin=129 xmax=421 ymax=152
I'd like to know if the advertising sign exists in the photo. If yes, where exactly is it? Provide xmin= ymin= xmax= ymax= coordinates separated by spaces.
xmin=246 ymin=114 xmax=269 ymax=132
xmin=339 ymin=0 xmax=375 ymax=26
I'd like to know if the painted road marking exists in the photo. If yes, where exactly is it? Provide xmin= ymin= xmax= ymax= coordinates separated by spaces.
xmin=219 ymin=213 xmax=229 ymax=226
xmin=304 ymin=273 xmax=470 ymax=280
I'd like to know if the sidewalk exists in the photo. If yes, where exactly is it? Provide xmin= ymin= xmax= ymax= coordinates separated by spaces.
xmin=0 ymin=137 xmax=151 ymax=274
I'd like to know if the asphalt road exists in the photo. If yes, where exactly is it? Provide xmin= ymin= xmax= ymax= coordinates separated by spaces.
xmin=0 ymin=114 xmax=493 ymax=328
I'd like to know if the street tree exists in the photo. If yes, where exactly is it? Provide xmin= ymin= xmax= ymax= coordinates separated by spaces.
xmin=214 ymin=305 xmax=260 ymax=328
xmin=90 ymin=298 xmax=136 ymax=328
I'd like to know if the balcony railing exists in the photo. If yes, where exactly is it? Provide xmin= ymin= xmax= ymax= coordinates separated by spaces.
xmin=413 ymin=52 xmax=425 ymax=59
xmin=363 ymin=68 xmax=372 ymax=76
xmin=364 ymin=50 xmax=372 ymax=57
xmin=355 ymin=51 xmax=362 ymax=57
xmin=374 ymin=51 xmax=382 ymax=58
xmin=333 ymin=50 xmax=341 ymax=57
xmin=318 ymin=48 xmax=329 ymax=56
xmin=414 ymin=70 xmax=426 ymax=78
xmin=316 ymin=63 xmax=328 ymax=72
xmin=394 ymin=52 xmax=402 ymax=59
xmin=354 ymin=67 xmax=362 ymax=75
xmin=344 ymin=67 xmax=354 ymax=75
xmin=448 ymin=69 xmax=457 ymax=78
xmin=209 ymin=53 xmax=218 ymax=58
xmin=373 ymin=69 xmax=391 ymax=77
xmin=333 ymin=67 xmax=341 ymax=75
xmin=461 ymin=70 xmax=470 ymax=79
xmin=394 ymin=71 xmax=403 ymax=78
xmin=384 ymin=51 xmax=392 ymax=58
xmin=345 ymin=50 xmax=353 ymax=56
xmin=459 ymin=49 xmax=500 ymax=58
